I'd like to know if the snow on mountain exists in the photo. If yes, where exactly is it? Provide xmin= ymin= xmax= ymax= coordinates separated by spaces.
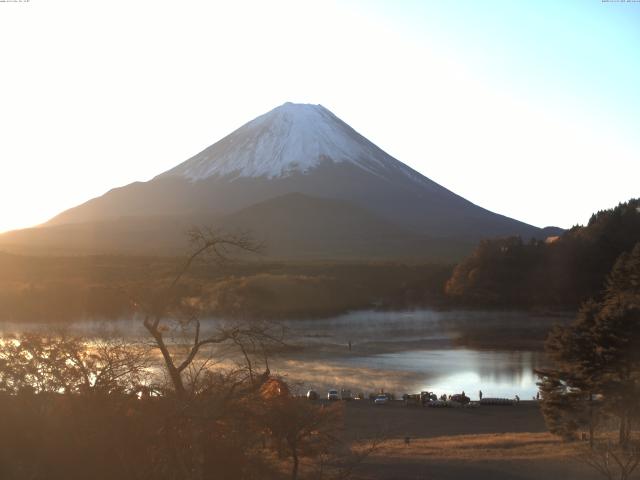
xmin=160 ymin=102 xmax=414 ymax=182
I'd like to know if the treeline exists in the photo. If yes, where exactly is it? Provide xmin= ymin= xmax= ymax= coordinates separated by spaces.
xmin=0 ymin=254 xmax=174 ymax=322
xmin=445 ymin=198 xmax=640 ymax=309
xmin=0 ymin=254 xmax=452 ymax=322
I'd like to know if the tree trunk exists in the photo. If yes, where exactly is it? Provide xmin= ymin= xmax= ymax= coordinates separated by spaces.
xmin=290 ymin=444 xmax=299 ymax=480
xmin=145 ymin=320 xmax=186 ymax=398
xmin=619 ymin=411 xmax=630 ymax=447
xmin=588 ymin=393 xmax=594 ymax=449
xmin=167 ymin=362 xmax=186 ymax=398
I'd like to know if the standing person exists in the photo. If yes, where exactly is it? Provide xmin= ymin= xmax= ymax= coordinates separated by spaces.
xmin=479 ymin=390 xmax=483 ymax=401
xmin=348 ymin=340 xmax=352 ymax=351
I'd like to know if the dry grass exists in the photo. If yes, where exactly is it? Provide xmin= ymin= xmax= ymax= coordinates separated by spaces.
xmin=363 ymin=432 xmax=582 ymax=462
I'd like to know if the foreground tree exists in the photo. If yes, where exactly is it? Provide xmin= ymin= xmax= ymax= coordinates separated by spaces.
xmin=537 ymin=300 xmax=603 ymax=443
xmin=0 ymin=335 xmax=287 ymax=480
xmin=136 ymin=227 xmax=282 ymax=398
xmin=0 ymin=335 xmax=158 ymax=480
xmin=257 ymin=378 xmax=344 ymax=480
xmin=578 ymin=441 xmax=640 ymax=480
xmin=0 ymin=228 xmax=350 ymax=480
xmin=132 ymin=227 xmax=296 ymax=479
xmin=538 ymin=242 xmax=640 ymax=446
xmin=0 ymin=334 xmax=149 ymax=395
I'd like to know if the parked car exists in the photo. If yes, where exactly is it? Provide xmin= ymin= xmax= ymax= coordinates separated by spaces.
xmin=307 ymin=390 xmax=318 ymax=400
xmin=450 ymin=393 xmax=470 ymax=405
xmin=421 ymin=391 xmax=437 ymax=404
xmin=327 ymin=389 xmax=340 ymax=401
xmin=374 ymin=394 xmax=389 ymax=405
xmin=402 ymin=393 xmax=421 ymax=407
xmin=340 ymin=389 xmax=352 ymax=401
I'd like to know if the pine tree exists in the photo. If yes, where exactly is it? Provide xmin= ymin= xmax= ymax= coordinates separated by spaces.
xmin=538 ymin=243 xmax=640 ymax=446
xmin=538 ymin=300 xmax=602 ymax=443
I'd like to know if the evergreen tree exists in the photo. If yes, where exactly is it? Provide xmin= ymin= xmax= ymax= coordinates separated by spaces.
xmin=538 ymin=243 xmax=640 ymax=446
xmin=537 ymin=300 xmax=602 ymax=443
xmin=591 ymin=244 xmax=640 ymax=445
xmin=447 ymin=198 xmax=640 ymax=308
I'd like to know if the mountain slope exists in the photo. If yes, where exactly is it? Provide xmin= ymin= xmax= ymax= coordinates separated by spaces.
xmin=2 ymin=102 xmax=552 ymax=259
xmin=0 ymin=193 xmax=474 ymax=260
xmin=220 ymin=193 xmax=474 ymax=260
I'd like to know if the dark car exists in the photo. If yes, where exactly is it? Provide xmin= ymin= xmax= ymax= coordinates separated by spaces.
xmin=307 ymin=390 xmax=318 ymax=400
xmin=450 ymin=393 xmax=470 ymax=405
xmin=402 ymin=393 xmax=421 ymax=407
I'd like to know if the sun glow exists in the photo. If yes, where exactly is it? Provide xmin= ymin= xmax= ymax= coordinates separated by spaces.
xmin=0 ymin=0 xmax=638 ymax=234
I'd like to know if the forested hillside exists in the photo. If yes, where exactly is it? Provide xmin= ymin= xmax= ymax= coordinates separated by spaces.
xmin=0 ymin=254 xmax=451 ymax=323
xmin=445 ymin=198 xmax=640 ymax=308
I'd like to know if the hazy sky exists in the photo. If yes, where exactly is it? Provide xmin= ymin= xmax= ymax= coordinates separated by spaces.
xmin=1 ymin=0 xmax=638 ymax=233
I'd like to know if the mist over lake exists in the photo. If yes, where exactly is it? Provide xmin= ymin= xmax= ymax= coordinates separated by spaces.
xmin=0 ymin=309 xmax=562 ymax=399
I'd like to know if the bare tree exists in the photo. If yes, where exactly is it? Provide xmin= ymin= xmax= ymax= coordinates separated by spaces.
xmin=578 ymin=441 xmax=640 ymax=480
xmin=138 ymin=227 xmax=279 ymax=398
xmin=310 ymin=428 xmax=387 ymax=480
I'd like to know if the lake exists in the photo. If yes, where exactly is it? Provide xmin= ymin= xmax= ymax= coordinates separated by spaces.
xmin=270 ymin=310 xmax=557 ymax=400
xmin=0 ymin=309 xmax=567 ymax=400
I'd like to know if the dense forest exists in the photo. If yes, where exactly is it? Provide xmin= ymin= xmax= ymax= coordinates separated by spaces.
xmin=0 ymin=254 xmax=451 ymax=323
xmin=445 ymin=198 xmax=640 ymax=309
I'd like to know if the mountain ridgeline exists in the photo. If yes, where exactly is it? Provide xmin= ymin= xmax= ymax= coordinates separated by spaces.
xmin=0 ymin=103 xmax=555 ymax=260
xmin=445 ymin=198 xmax=640 ymax=308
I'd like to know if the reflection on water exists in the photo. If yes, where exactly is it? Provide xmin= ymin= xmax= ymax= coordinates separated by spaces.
xmin=270 ymin=348 xmax=545 ymax=400
xmin=271 ymin=310 xmax=554 ymax=399
xmin=373 ymin=349 xmax=540 ymax=388
xmin=1 ymin=309 xmax=560 ymax=399
xmin=362 ymin=349 xmax=543 ymax=399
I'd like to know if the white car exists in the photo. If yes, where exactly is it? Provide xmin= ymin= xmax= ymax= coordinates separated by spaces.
xmin=374 ymin=394 xmax=389 ymax=405
xmin=327 ymin=389 xmax=340 ymax=401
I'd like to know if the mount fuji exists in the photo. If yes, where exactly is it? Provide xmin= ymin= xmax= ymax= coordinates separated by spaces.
xmin=0 ymin=103 xmax=557 ymax=259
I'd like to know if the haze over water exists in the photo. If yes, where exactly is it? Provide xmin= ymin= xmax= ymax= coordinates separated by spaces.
xmin=1 ymin=309 xmax=555 ymax=399
xmin=272 ymin=310 xmax=549 ymax=399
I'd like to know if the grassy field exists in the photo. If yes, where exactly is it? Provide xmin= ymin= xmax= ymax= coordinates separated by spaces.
xmin=337 ymin=401 xmax=606 ymax=480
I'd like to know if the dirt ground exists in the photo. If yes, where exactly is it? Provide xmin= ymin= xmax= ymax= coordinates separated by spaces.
xmin=336 ymin=400 xmax=605 ymax=480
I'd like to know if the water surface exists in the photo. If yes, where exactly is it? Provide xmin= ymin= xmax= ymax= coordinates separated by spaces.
xmin=270 ymin=310 xmax=554 ymax=399
xmin=1 ymin=309 xmax=564 ymax=400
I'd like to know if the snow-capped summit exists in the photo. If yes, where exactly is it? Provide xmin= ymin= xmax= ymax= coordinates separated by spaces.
xmin=159 ymin=102 xmax=406 ymax=181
